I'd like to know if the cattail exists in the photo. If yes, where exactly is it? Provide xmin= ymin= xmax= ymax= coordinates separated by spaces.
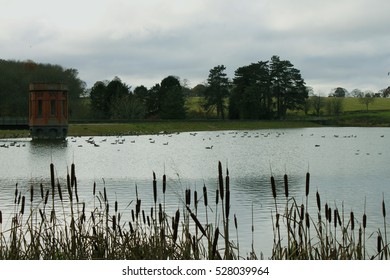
xmin=14 ymin=184 xmax=18 ymax=204
xmin=20 ymin=196 xmax=25 ymax=215
xmin=216 ymin=189 xmax=219 ymax=205
xmin=363 ymin=213 xmax=367 ymax=229
xmin=173 ymin=209 xmax=180 ymax=243
xmin=185 ymin=188 xmax=191 ymax=206
xmin=74 ymin=178 xmax=79 ymax=203
xmin=305 ymin=172 xmax=310 ymax=197
xmin=203 ymin=184 xmax=208 ymax=207
xmin=271 ymin=176 xmax=276 ymax=199
xmin=0 ymin=210 xmax=2 ymax=224
xmin=93 ymin=182 xmax=96 ymax=196
xmin=276 ymin=213 xmax=280 ymax=228
xmin=71 ymin=163 xmax=76 ymax=187
xmin=162 ymin=174 xmax=166 ymax=194
xmin=337 ymin=209 xmax=342 ymax=227
xmin=115 ymin=201 xmax=118 ymax=213
xmin=147 ymin=216 xmax=150 ymax=227
xmin=350 ymin=211 xmax=355 ymax=231
xmin=153 ymin=172 xmax=157 ymax=204
xmin=158 ymin=203 xmax=163 ymax=224
xmin=284 ymin=174 xmax=289 ymax=198
xmin=226 ymin=168 xmax=230 ymax=193
xmin=212 ymin=227 xmax=219 ymax=258
xmin=328 ymin=207 xmax=332 ymax=223
xmin=142 ymin=210 xmax=146 ymax=224
xmin=300 ymin=204 xmax=305 ymax=221
xmin=30 ymin=185 xmax=34 ymax=203
xmin=218 ymin=161 xmax=224 ymax=201
xmin=112 ymin=215 xmax=116 ymax=231
xmin=378 ymin=234 xmax=383 ymax=254
xmin=382 ymin=197 xmax=386 ymax=218
xmin=305 ymin=212 xmax=310 ymax=228
xmin=226 ymin=189 xmax=230 ymax=219
xmin=50 ymin=163 xmax=55 ymax=191
xmin=334 ymin=209 xmax=338 ymax=228
xmin=316 ymin=191 xmax=321 ymax=212
xmin=234 ymin=214 xmax=238 ymax=230
xmin=136 ymin=199 xmax=141 ymax=218
xmin=194 ymin=190 xmax=198 ymax=210
xmin=187 ymin=207 xmax=207 ymax=236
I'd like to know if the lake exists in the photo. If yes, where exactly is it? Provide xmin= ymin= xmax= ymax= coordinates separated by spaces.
xmin=0 ymin=126 xmax=389 ymax=258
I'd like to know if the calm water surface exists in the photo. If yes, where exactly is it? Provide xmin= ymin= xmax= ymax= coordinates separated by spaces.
xmin=0 ymin=127 xmax=389 ymax=258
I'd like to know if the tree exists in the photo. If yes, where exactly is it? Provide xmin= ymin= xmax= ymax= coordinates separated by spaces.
xmin=230 ymin=62 xmax=270 ymax=119
xmin=326 ymin=97 xmax=344 ymax=116
xmin=159 ymin=76 xmax=186 ymax=119
xmin=204 ymin=65 xmax=230 ymax=119
xmin=359 ymin=91 xmax=375 ymax=111
xmin=89 ymin=81 xmax=108 ymax=118
xmin=310 ymin=93 xmax=326 ymax=117
xmin=269 ymin=55 xmax=308 ymax=119
xmin=329 ymin=87 xmax=348 ymax=97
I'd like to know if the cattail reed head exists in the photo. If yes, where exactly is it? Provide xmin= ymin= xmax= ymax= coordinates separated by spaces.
xmin=71 ymin=163 xmax=76 ymax=187
xmin=203 ymin=184 xmax=208 ymax=207
xmin=225 ymin=190 xmax=230 ymax=219
xmin=271 ymin=176 xmax=276 ymax=199
xmin=305 ymin=172 xmax=310 ymax=197
xmin=334 ymin=209 xmax=338 ymax=228
xmin=20 ymin=196 xmax=25 ymax=215
xmin=185 ymin=188 xmax=191 ymax=206
xmin=382 ymin=196 xmax=386 ymax=218
xmin=115 ymin=201 xmax=118 ymax=213
xmin=136 ymin=199 xmax=141 ymax=218
xmin=93 ymin=182 xmax=96 ymax=196
xmin=284 ymin=174 xmax=288 ymax=198
xmin=226 ymin=167 xmax=230 ymax=194
xmin=234 ymin=214 xmax=238 ymax=230
xmin=363 ymin=213 xmax=367 ymax=229
xmin=216 ymin=189 xmax=219 ymax=205
xmin=276 ymin=213 xmax=280 ymax=228
xmin=350 ymin=211 xmax=355 ymax=231
xmin=316 ymin=191 xmax=321 ymax=212
xmin=328 ymin=207 xmax=332 ymax=223
xmin=194 ymin=190 xmax=198 ymax=211
xmin=300 ymin=204 xmax=304 ymax=221
xmin=112 ymin=215 xmax=116 ymax=231
xmin=0 ymin=210 xmax=2 ymax=224
xmin=14 ymin=184 xmax=18 ymax=204
xmin=163 ymin=174 xmax=166 ymax=194
xmin=50 ymin=163 xmax=55 ymax=191
xmin=305 ymin=212 xmax=310 ymax=228
xmin=218 ymin=161 xmax=224 ymax=201
xmin=377 ymin=234 xmax=383 ymax=254
xmin=30 ymin=185 xmax=34 ymax=203
xmin=153 ymin=172 xmax=157 ymax=204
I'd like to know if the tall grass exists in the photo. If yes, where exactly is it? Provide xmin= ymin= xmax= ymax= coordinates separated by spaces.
xmin=0 ymin=162 xmax=388 ymax=259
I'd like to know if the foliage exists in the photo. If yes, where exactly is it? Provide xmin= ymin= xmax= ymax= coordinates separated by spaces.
xmin=0 ymin=59 xmax=86 ymax=118
xmin=229 ymin=56 xmax=308 ymax=120
xmin=204 ymin=65 xmax=230 ymax=120
xmin=358 ymin=91 xmax=376 ymax=111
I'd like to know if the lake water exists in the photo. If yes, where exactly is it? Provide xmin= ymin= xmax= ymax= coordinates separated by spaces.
xmin=1 ymin=126 xmax=389 ymax=258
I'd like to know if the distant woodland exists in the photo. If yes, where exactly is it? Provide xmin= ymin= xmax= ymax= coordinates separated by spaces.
xmin=1 ymin=58 xmax=388 ymax=121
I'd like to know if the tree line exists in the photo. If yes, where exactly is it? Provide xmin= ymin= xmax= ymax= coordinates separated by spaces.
xmin=1 ymin=57 xmax=389 ymax=120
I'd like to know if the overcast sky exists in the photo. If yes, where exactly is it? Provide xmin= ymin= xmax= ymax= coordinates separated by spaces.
xmin=2 ymin=0 xmax=390 ymax=94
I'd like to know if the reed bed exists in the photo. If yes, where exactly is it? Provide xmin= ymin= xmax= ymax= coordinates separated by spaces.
xmin=0 ymin=162 xmax=388 ymax=260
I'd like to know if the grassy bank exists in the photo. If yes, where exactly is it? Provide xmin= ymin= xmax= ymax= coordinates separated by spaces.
xmin=0 ymin=161 xmax=388 ymax=260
